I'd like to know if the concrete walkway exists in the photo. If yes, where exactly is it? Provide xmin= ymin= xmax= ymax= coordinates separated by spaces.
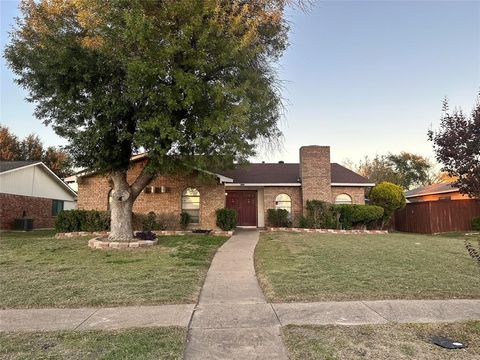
xmin=184 ymin=229 xmax=288 ymax=360
xmin=0 ymin=305 xmax=194 ymax=332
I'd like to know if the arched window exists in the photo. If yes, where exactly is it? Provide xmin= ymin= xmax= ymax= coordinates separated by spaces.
xmin=182 ymin=188 xmax=200 ymax=224
xmin=107 ymin=189 xmax=113 ymax=211
xmin=335 ymin=193 xmax=352 ymax=205
xmin=275 ymin=194 xmax=292 ymax=214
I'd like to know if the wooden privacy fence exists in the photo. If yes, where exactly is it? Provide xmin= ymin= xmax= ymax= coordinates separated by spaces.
xmin=394 ymin=199 xmax=480 ymax=234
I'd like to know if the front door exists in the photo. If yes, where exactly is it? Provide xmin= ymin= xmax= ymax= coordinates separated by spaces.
xmin=226 ymin=190 xmax=257 ymax=226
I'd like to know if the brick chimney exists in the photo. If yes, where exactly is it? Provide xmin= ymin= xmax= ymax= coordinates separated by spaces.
xmin=300 ymin=145 xmax=332 ymax=206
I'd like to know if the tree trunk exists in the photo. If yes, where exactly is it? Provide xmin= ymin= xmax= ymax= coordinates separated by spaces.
xmin=108 ymin=167 xmax=155 ymax=242
xmin=109 ymin=171 xmax=135 ymax=241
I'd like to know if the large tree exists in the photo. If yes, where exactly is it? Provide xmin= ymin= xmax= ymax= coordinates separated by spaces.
xmin=0 ymin=124 xmax=73 ymax=178
xmin=428 ymin=97 xmax=480 ymax=198
xmin=5 ymin=0 xmax=293 ymax=240
xmin=349 ymin=152 xmax=434 ymax=190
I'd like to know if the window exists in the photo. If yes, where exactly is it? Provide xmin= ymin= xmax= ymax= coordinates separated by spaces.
xmin=52 ymin=200 xmax=64 ymax=216
xmin=335 ymin=194 xmax=352 ymax=205
xmin=275 ymin=194 xmax=292 ymax=214
xmin=107 ymin=189 xmax=113 ymax=211
xmin=182 ymin=188 xmax=200 ymax=224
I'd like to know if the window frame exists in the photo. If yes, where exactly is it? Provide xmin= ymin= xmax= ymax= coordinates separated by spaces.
xmin=275 ymin=193 xmax=292 ymax=216
xmin=334 ymin=193 xmax=353 ymax=205
xmin=52 ymin=199 xmax=64 ymax=216
xmin=181 ymin=188 xmax=201 ymax=225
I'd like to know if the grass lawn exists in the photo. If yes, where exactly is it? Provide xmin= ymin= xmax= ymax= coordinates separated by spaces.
xmin=282 ymin=321 xmax=480 ymax=360
xmin=0 ymin=327 xmax=185 ymax=360
xmin=0 ymin=230 xmax=227 ymax=308
xmin=255 ymin=232 xmax=480 ymax=302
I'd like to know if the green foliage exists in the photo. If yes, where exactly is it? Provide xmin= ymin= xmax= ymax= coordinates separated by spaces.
xmin=267 ymin=209 xmax=291 ymax=227
xmin=304 ymin=200 xmax=338 ymax=229
xmin=215 ymin=208 xmax=238 ymax=231
xmin=4 ymin=1 xmax=289 ymax=175
xmin=142 ymin=211 xmax=158 ymax=231
xmin=0 ymin=125 xmax=73 ymax=178
xmin=472 ymin=217 xmax=480 ymax=231
xmin=334 ymin=204 xmax=384 ymax=230
xmin=369 ymin=182 xmax=406 ymax=224
xmin=298 ymin=215 xmax=311 ymax=229
xmin=180 ymin=212 xmax=191 ymax=230
xmin=55 ymin=210 xmax=110 ymax=232
xmin=429 ymin=96 xmax=480 ymax=197
xmin=352 ymin=152 xmax=434 ymax=190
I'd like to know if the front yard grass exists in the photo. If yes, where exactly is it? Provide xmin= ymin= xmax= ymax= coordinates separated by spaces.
xmin=0 ymin=327 xmax=185 ymax=360
xmin=255 ymin=232 xmax=480 ymax=302
xmin=0 ymin=230 xmax=227 ymax=308
xmin=282 ymin=321 xmax=480 ymax=360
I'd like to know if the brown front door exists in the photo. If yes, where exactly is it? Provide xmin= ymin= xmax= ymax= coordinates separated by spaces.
xmin=226 ymin=190 xmax=257 ymax=226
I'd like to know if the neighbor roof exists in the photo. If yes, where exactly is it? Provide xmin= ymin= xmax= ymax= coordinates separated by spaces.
xmin=218 ymin=163 xmax=372 ymax=185
xmin=0 ymin=160 xmax=40 ymax=173
xmin=405 ymin=183 xmax=459 ymax=199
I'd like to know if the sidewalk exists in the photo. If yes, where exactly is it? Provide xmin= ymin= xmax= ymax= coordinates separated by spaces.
xmin=2 ymin=299 xmax=479 ymax=333
xmin=184 ymin=228 xmax=288 ymax=360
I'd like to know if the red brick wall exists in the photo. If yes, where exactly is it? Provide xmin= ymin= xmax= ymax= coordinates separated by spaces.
xmin=263 ymin=186 xmax=303 ymax=226
xmin=331 ymin=186 xmax=366 ymax=204
xmin=0 ymin=193 xmax=54 ymax=230
xmin=77 ymin=161 xmax=226 ymax=229
xmin=300 ymin=146 xmax=332 ymax=205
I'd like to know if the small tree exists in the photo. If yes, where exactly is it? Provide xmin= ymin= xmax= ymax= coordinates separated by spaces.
xmin=369 ymin=182 xmax=406 ymax=227
xmin=4 ymin=1 xmax=297 ymax=241
xmin=428 ymin=96 xmax=480 ymax=198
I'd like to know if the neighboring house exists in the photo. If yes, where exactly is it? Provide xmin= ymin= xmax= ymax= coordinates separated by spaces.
xmin=405 ymin=183 xmax=473 ymax=202
xmin=64 ymin=174 xmax=78 ymax=192
xmin=77 ymin=145 xmax=374 ymax=228
xmin=0 ymin=161 xmax=77 ymax=230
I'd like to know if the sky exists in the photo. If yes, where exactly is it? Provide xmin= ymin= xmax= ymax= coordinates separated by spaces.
xmin=1 ymin=0 xmax=479 ymax=165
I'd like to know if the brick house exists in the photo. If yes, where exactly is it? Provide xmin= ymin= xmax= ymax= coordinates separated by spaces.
xmin=77 ymin=145 xmax=373 ymax=228
xmin=0 ymin=161 xmax=77 ymax=230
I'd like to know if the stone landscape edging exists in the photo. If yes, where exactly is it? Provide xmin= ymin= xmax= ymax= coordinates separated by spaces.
xmin=87 ymin=236 xmax=158 ymax=249
xmin=266 ymin=227 xmax=388 ymax=234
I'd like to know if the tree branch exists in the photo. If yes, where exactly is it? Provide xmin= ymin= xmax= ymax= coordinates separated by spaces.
xmin=130 ymin=162 xmax=156 ymax=199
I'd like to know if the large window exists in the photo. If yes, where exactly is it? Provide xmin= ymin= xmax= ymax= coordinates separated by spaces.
xmin=335 ymin=193 xmax=352 ymax=205
xmin=275 ymin=193 xmax=292 ymax=214
xmin=52 ymin=200 xmax=64 ymax=216
xmin=182 ymin=188 xmax=200 ymax=224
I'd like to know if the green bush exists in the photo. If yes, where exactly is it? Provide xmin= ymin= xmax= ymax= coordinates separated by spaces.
xmin=369 ymin=181 xmax=406 ymax=226
xmin=142 ymin=211 xmax=158 ymax=231
xmin=472 ymin=217 xmax=480 ymax=231
xmin=267 ymin=209 xmax=291 ymax=227
xmin=55 ymin=210 xmax=110 ymax=232
xmin=334 ymin=204 xmax=384 ymax=229
xmin=298 ymin=215 xmax=311 ymax=229
xmin=305 ymin=200 xmax=338 ymax=229
xmin=180 ymin=212 xmax=191 ymax=230
xmin=216 ymin=208 xmax=238 ymax=231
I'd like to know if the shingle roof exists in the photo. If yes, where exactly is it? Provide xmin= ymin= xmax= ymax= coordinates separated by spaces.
xmin=0 ymin=161 xmax=40 ymax=173
xmin=218 ymin=163 xmax=372 ymax=185
xmin=405 ymin=183 xmax=458 ymax=198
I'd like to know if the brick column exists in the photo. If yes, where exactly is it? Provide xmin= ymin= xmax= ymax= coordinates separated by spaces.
xmin=300 ymin=146 xmax=332 ymax=207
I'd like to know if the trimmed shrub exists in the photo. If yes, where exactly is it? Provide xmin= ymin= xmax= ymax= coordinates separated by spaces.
xmin=216 ymin=208 xmax=237 ymax=231
xmin=180 ymin=212 xmax=191 ymax=230
xmin=267 ymin=209 xmax=291 ymax=227
xmin=334 ymin=204 xmax=384 ymax=229
xmin=369 ymin=182 xmax=406 ymax=226
xmin=305 ymin=200 xmax=338 ymax=229
xmin=298 ymin=215 xmax=311 ymax=229
xmin=55 ymin=210 xmax=110 ymax=232
xmin=156 ymin=213 xmax=179 ymax=230
xmin=142 ymin=211 xmax=158 ymax=231
xmin=472 ymin=217 xmax=480 ymax=231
